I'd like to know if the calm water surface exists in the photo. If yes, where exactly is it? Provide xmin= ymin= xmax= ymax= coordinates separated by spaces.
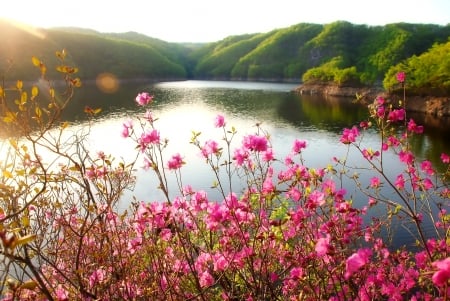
xmin=10 ymin=80 xmax=450 ymax=248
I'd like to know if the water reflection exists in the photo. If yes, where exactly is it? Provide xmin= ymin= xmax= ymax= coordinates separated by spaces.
xmin=2 ymin=80 xmax=448 ymax=249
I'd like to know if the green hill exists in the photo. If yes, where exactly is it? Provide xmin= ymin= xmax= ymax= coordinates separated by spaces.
xmin=1 ymin=19 xmax=449 ymax=95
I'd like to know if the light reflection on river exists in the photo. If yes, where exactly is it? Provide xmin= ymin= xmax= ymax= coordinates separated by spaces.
xmin=4 ymin=80 xmax=449 ymax=249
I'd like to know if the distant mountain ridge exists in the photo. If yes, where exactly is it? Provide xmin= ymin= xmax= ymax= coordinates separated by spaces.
xmin=1 ymin=19 xmax=449 ymax=95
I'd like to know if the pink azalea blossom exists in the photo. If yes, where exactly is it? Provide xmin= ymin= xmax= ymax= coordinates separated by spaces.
xmin=422 ymin=178 xmax=433 ymax=190
xmin=377 ymin=105 xmax=386 ymax=118
xmin=359 ymin=121 xmax=369 ymax=129
xmin=243 ymin=134 xmax=268 ymax=152
xmin=167 ymin=153 xmax=184 ymax=170
xmin=199 ymin=270 xmax=215 ymax=287
xmin=395 ymin=174 xmax=405 ymax=190
xmin=315 ymin=234 xmax=331 ymax=256
xmin=213 ymin=253 xmax=229 ymax=271
xmin=55 ymin=285 xmax=69 ymax=301
xmin=289 ymin=267 xmax=304 ymax=280
xmin=396 ymin=71 xmax=406 ymax=83
xmin=441 ymin=153 xmax=450 ymax=164
xmin=420 ymin=160 xmax=434 ymax=176
xmin=432 ymin=257 xmax=450 ymax=286
xmin=89 ymin=268 xmax=106 ymax=287
xmin=121 ymin=119 xmax=133 ymax=138
xmin=262 ymin=148 xmax=274 ymax=162
xmin=308 ymin=190 xmax=325 ymax=207
xmin=387 ymin=108 xmax=405 ymax=122
xmin=370 ymin=176 xmax=380 ymax=188
xmin=340 ymin=126 xmax=359 ymax=144
xmin=345 ymin=248 xmax=371 ymax=279
xmin=362 ymin=148 xmax=380 ymax=160
xmin=387 ymin=136 xmax=400 ymax=147
xmin=214 ymin=114 xmax=226 ymax=128
xmin=135 ymin=92 xmax=153 ymax=106
xmin=292 ymin=139 xmax=307 ymax=153
xmin=407 ymin=119 xmax=424 ymax=134
xmin=139 ymin=129 xmax=160 ymax=150
xmin=201 ymin=140 xmax=220 ymax=158
xmin=376 ymin=96 xmax=385 ymax=106
xmin=233 ymin=148 xmax=248 ymax=166
xmin=144 ymin=109 xmax=154 ymax=122
xmin=399 ymin=150 xmax=414 ymax=165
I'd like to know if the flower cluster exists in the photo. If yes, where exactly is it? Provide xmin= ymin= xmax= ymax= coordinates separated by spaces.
xmin=2 ymin=72 xmax=449 ymax=300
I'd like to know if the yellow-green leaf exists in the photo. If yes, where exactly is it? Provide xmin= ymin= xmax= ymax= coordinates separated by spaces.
xmin=31 ymin=86 xmax=39 ymax=98
xmin=21 ymin=91 xmax=27 ymax=104
xmin=40 ymin=64 xmax=47 ymax=76
xmin=21 ymin=216 xmax=30 ymax=227
xmin=35 ymin=107 xmax=42 ymax=118
xmin=31 ymin=56 xmax=40 ymax=67
xmin=16 ymin=80 xmax=23 ymax=90
xmin=20 ymin=280 xmax=37 ymax=290
xmin=55 ymin=50 xmax=65 ymax=60
xmin=49 ymin=88 xmax=55 ymax=98
xmin=72 ymin=78 xmax=82 ymax=87
xmin=2 ymin=170 xmax=13 ymax=178
xmin=15 ymin=234 xmax=36 ymax=247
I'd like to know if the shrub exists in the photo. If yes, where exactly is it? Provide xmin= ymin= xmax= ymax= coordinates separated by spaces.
xmin=0 ymin=54 xmax=448 ymax=300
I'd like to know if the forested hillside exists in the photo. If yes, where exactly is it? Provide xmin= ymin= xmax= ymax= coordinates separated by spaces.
xmin=1 ymin=19 xmax=449 ymax=95
xmin=0 ymin=20 xmax=187 ymax=81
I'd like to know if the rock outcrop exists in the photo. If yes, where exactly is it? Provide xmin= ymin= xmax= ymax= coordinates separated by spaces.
xmin=295 ymin=83 xmax=450 ymax=117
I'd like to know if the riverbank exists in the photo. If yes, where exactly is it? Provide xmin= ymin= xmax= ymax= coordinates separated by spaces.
xmin=295 ymin=83 xmax=450 ymax=117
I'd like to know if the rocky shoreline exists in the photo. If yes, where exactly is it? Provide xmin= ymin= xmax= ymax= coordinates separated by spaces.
xmin=295 ymin=83 xmax=450 ymax=117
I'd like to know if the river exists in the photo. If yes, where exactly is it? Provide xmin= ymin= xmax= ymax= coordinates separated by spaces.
xmin=4 ymin=80 xmax=450 ymax=249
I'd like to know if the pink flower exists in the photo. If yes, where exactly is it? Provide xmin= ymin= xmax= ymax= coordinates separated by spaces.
xmin=359 ymin=121 xmax=369 ymax=129
xmin=345 ymin=248 xmax=371 ymax=279
xmin=135 ymin=92 xmax=153 ymax=106
xmin=55 ymin=285 xmax=69 ymax=301
xmin=263 ymin=148 xmax=274 ymax=162
xmin=201 ymin=140 xmax=220 ymax=158
xmin=340 ymin=126 xmax=359 ymax=144
xmin=233 ymin=148 xmax=248 ymax=166
xmin=243 ymin=134 xmax=268 ymax=152
xmin=292 ymin=139 xmax=307 ymax=153
xmin=441 ymin=153 xmax=450 ymax=164
xmin=396 ymin=71 xmax=406 ymax=83
xmin=139 ymin=129 xmax=160 ymax=150
xmin=387 ymin=108 xmax=405 ymax=122
xmin=214 ymin=114 xmax=226 ymax=128
xmin=407 ymin=119 xmax=424 ymax=134
xmin=89 ymin=268 xmax=106 ymax=287
xmin=289 ymin=267 xmax=304 ymax=280
xmin=422 ymin=178 xmax=433 ymax=190
xmin=399 ymin=150 xmax=414 ymax=165
xmin=308 ymin=190 xmax=325 ymax=207
xmin=199 ymin=270 xmax=214 ymax=287
xmin=395 ymin=174 xmax=405 ymax=190
xmin=420 ymin=160 xmax=434 ymax=176
xmin=376 ymin=96 xmax=385 ymax=106
xmin=167 ymin=153 xmax=184 ymax=170
xmin=144 ymin=109 xmax=154 ymax=122
xmin=213 ymin=254 xmax=229 ymax=271
xmin=370 ymin=176 xmax=380 ymax=188
xmin=121 ymin=119 xmax=133 ymax=138
xmin=387 ymin=136 xmax=400 ymax=147
xmin=362 ymin=148 xmax=380 ymax=160
xmin=315 ymin=234 xmax=331 ymax=256
xmin=432 ymin=257 xmax=450 ymax=286
xmin=377 ymin=105 xmax=386 ymax=118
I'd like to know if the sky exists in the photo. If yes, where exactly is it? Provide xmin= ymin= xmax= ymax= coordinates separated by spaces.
xmin=1 ymin=0 xmax=449 ymax=42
